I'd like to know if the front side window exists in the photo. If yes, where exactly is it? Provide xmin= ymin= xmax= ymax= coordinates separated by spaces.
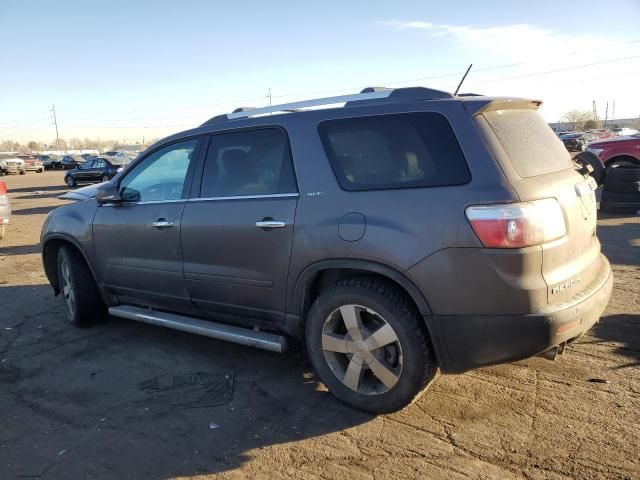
xmin=200 ymin=128 xmax=297 ymax=198
xmin=318 ymin=113 xmax=471 ymax=191
xmin=118 ymin=139 xmax=197 ymax=202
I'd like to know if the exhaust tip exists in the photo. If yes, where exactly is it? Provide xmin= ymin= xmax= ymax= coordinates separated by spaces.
xmin=538 ymin=346 xmax=559 ymax=361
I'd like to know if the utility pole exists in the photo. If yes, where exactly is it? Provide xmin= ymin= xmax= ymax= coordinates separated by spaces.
xmin=50 ymin=104 xmax=60 ymax=148
xmin=268 ymin=88 xmax=272 ymax=106
xmin=604 ymin=101 xmax=609 ymax=128
xmin=611 ymin=100 xmax=616 ymax=122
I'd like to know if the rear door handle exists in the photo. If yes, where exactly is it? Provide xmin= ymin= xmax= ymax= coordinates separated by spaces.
xmin=255 ymin=220 xmax=286 ymax=229
xmin=152 ymin=220 xmax=175 ymax=229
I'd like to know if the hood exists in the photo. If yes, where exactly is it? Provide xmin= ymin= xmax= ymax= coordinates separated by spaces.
xmin=58 ymin=182 xmax=103 ymax=201
xmin=589 ymin=135 xmax=639 ymax=147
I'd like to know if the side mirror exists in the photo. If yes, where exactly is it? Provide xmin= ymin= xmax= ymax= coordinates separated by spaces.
xmin=96 ymin=183 xmax=122 ymax=204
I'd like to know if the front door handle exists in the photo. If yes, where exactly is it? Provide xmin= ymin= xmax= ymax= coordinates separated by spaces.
xmin=256 ymin=220 xmax=286 ymax=229
xmin=152 ymin=220 xmax=175 ymax=229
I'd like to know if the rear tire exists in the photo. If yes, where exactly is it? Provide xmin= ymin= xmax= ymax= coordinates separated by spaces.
xmin=19 ymin=170 xmax=25 ymax=175
xmin=601 ymin=190 xmax=640 ymax=204
xmin=56 ymin=246 xmax=105 ymax=326
xmin=305 ymin=277 xmax=437 ymax=413
xmin=101 ymin=174 xmax=110 ymax=183
xmin=603 ymin=178 xmax=640 ymax=193
xmin=606 ymin=165 xmax=640 ymax=182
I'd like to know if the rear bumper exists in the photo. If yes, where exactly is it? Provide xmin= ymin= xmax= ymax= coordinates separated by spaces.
xmin=428 ymin=254 xmax=613 ymax=373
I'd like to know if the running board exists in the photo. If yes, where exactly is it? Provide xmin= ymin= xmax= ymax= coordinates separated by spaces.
xmin=108 ymin=305 xmax=286 ymax=353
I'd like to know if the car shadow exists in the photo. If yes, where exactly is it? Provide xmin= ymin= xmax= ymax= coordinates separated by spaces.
xmin=17 ymin=191 xmax=69 ymax=200
xmin=0 ymin=243 xmax=41 ymax=255
xmin=11 ymin=205 xmax=60 ymax=216
xmin=590 ymin=313 xmax=640 ymax=369
xmin=0 ymin=284 xmax=372 ymax=479
xmin=596 ymin=220 xmax=640 ymax=266
xmin=5 ymin=184 xmax=68 ymax=194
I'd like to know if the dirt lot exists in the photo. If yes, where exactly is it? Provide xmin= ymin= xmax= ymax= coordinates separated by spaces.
xmin=0 ymin=170 xmax=638 ymax=480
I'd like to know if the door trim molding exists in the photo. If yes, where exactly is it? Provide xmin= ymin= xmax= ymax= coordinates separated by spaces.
xmin=187 ymin=193 xmax=299 ymax=202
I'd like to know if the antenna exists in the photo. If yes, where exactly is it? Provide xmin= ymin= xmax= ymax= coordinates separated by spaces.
xmin=454 ymin=64 xmax=473 ymax=96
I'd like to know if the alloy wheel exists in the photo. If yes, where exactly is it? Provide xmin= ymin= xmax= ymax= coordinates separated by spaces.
xmin=321 ymin=304 xmax=403 ymax=395
xmin=60 ymin=257 xmax=75 ymax=317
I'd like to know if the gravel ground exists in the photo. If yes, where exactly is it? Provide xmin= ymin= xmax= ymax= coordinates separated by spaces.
xmin=0 ymin=170 xmax=638 ymax=480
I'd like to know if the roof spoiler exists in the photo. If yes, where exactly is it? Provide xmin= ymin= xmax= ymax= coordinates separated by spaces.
xmin=463 ymin=97 xmax=543 ymax=116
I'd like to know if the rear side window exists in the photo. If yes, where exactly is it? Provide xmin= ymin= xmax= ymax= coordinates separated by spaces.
xmin=483 ymin=109 xmax=572 ymax=178
xmin=200 ymin=128 xmax=297 ymax=198
xmin=318 ymin=113 xmax=470 ymax=191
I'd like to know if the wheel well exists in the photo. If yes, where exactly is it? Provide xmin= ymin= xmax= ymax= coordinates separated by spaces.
xmin=608 ymin=155 xmax=640 ymax=166
xmin=301 ymin=268 xmax=423 ymax=320
xmin=42 ymin=239 xmax=85 ymax=295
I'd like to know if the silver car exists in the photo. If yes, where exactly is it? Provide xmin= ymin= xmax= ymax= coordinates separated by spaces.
xmin=0 ymin=154 xmax=26 ymax=175
xmin=0 ymin=181 xmax=10 ymax=240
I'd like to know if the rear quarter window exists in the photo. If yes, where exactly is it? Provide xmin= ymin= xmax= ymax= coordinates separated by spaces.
xmin=482 ymin=109 xmax=573 ymax=178
xmin=318 ymin=112 xmax=471 ymax=191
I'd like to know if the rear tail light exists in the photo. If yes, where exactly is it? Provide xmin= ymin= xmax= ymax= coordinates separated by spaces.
xmin=466 ymin=198 xmax=566 ymax=248
xmin=0 ymin=181 xmax=6 ymax=196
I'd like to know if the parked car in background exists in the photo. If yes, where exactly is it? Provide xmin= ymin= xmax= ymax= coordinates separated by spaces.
xmin=0 ymin=154 xmax=26 ymax=175
xmin=611 ymin=127 xmax=639 ymax=137
xmin=42 ymin=86 xmax=613 ymax=413
xmin=560 ymin=132 xmax=588 ymax=151
xmin=17 ymin=155 xmax=44 ymax=173
xmin=0 ymin=180 xmax=10 ymax=240
xmin=80 ymin=153 xmax=95 ymax=160
xmin=40 ymin=155 xmax=63 ymax=170
xmin=64 ymin=157 xmax=125 ymax=187
xmin=61 ymin=155 xmax=84 ymax=169
xmin=586 ymin=133 xmax=640 ymax=167
xmin=585 ymin=128 xmax=613 ymax=141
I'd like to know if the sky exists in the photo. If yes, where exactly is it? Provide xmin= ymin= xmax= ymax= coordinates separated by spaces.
xmin=1 ymin=0 xmax=639 ymax=144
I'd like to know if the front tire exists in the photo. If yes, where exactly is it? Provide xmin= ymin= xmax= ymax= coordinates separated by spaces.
xmin=57 ymin=246 xmax=105 ymax=326
xmin=65 ymin=175 xmax=76 ymax=187
xmin=101 ymin=174 xmax=110 ymax=183
xmin=305 ymin=277 xmax=437 ymax=413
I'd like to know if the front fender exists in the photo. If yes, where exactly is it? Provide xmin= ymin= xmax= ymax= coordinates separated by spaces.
xmin=41 ymin=200 xmax=100 ymax=292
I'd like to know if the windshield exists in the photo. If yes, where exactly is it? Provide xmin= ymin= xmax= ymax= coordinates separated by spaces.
xmin=107 ymin=157 xmax=127 ymax=165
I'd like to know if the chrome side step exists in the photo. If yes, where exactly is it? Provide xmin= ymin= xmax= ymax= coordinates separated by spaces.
xmin=108 ymin=305 xmax=286 ymax=353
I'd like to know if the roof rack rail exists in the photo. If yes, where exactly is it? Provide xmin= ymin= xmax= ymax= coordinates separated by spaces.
xmin=200 ymin=86 xmax=454 ymax=125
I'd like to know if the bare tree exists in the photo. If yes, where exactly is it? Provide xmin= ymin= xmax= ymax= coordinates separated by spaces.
xmin=0 ymin=140 xmax=19 ymax=152
xmin=561 ymin=110 xmax=593 ymax=131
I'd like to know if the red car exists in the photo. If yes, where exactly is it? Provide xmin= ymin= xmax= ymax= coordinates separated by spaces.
xmin=586 ymin=134 xmax=640 ymax=167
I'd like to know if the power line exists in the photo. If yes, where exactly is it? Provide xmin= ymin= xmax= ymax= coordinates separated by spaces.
xmin=0 ymin=117 xmax=51 ymax=133
xmin=0 ymin=125 xmax=51 ymax=141
xmin=55 ymin=95 xmax=267 ymax=115
xmin=470 ymin=55 xmax=640 ymax=86
xmin=63 ymin=124 xmax=194 ymax=129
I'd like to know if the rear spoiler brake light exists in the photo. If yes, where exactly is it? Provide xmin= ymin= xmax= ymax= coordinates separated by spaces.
xmin=463 ymin=98 xmax=543 ymax=116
